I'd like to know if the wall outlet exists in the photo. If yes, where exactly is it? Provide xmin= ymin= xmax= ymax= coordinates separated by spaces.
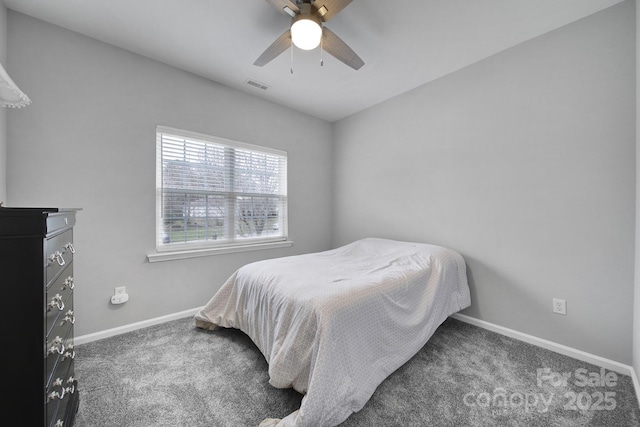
xmin=111 ymin=286 xmax=129 ymax=304
xmin=553 ymin=298 xmax=567 ymax=315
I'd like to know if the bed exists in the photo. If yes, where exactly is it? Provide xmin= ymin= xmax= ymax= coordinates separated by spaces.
xmin=194 ymin=237 xmax=471 ymax=427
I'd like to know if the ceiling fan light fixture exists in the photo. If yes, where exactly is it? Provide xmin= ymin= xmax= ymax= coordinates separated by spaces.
xmin=290 ymin=13 xmax=322 ymax=50
xmin=255 ymin=0 xmax=364 ymax=70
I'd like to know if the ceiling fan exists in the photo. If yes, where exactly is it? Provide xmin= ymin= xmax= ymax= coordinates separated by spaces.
xmin=254 ymin=0 xmax=364 ymax=70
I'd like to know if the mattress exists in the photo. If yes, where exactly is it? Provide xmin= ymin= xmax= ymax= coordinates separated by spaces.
xmin=195 ymin=237 xmax=471 ymax=426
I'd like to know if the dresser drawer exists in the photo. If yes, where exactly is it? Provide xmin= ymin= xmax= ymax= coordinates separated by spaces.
xmin=46 ymin=211 xmax=76 ymax=236
xmin=46 ymin=350 xmax=76 ymax=427
xmin=48 ymin=378 xmax=78 ymax=427
xmin=48 ymin=272 xmax=75 ymax=295
xmin=46 ymin=229 xmax=74 ymax=286
xmin=46 ymin=322 xmax=74 ymax=387
xmin=46 ymin=272 xmax=74 ymax=337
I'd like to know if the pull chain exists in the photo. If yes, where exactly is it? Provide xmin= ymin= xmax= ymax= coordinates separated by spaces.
xmin=290 ymin=43 xmax=294 ymax=74
xmin=320 ymin=36 xmax=324 ymax=66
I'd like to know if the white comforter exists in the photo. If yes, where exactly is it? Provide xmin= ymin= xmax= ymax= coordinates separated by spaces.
xmin=194 ymin=238 xmax=471 ymax=427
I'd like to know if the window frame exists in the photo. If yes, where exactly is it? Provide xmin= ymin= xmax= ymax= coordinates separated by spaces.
xmin=150 ymin=126 xmax=291 ymax=262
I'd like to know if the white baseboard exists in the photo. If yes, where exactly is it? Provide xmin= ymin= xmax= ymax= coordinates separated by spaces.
xmin=631 ymin=364 xmax=640 ymax=410
xmin=451 ymin=313 xmax=633 ymax=376
xmin=74 ymin=307 xmax=203 ymax=345
xmin=452 ymin=313 xmax=640 ymax=409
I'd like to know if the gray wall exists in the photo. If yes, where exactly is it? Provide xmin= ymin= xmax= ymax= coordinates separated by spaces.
xmin=6 ymin=12 xmax=334 ymax=336
xmin=634 ymin=0 xmax=640 ymax=377
xmin=333 ymin=2 xmax=635 ymax=364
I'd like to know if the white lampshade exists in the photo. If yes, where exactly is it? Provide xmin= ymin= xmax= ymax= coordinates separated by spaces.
xmin=0 ymin=62 xmax=30 ymax=108
xmin=291 ymin=15 xmax=322 ymax=50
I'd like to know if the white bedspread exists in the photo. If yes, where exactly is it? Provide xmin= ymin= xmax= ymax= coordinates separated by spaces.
xmin=194 ymin=238 xmax=471 ymax=426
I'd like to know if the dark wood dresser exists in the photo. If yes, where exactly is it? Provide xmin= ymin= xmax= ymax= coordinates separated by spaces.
xmin=0 ymin=207 xmax=81 ymax=426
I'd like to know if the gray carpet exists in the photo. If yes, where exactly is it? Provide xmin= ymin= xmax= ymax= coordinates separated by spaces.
xmin=74 ymin=316 xmax=640 ymax=426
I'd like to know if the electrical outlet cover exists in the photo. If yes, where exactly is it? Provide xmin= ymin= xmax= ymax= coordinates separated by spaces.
xmin=111 ymin=293 xmax=129 ymax=304
xmin=553 ymin=298 xmax=566 ymax=315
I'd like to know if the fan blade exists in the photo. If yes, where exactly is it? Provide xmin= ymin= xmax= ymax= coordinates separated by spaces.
xmin=313 ymin=0 xmax=353 ymax=22
xmin=263 ymin=0 xmax=299 ymax=17
xmin=322 ymin=27 xmax=364 ymax=70
xmin=254 ymin=29 xmax=292 ymax=67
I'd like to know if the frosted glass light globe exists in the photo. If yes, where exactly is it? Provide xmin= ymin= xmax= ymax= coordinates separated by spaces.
xmin=291 ymin=17 xmax=322 ymax=50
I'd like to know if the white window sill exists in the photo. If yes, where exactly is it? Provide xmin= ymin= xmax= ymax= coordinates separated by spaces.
xmin=147 ymin=240 xmax=294 ymax=263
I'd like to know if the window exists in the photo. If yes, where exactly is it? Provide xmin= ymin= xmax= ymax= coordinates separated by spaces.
xmin=155 ymin=126 xmax=288 ymax=254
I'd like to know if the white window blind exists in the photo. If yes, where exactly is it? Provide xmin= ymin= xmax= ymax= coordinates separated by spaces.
xmin=156 ymin=126 xmax=287 ymax=251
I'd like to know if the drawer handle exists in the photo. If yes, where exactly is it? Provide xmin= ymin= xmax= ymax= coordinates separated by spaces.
xmin=48 ymin=294 xmax=65 ymax=311
xmin=48 ymin=390 xmax=64 ymax=401
xmin=48 ymin=335 xmax=65 ymax=356
xmin=54 ymin=420 xmax=64 ymax=427
xmin=65 ymin=377 xmax=76 ymax=394
xmin=48 ymin=251 xmax=66 ymax=266
xmin=64 ymin=343 xmax=76 ymax=360
xmin=48 ymin=388 xmax=66 ymax=401
xmin=48 ymin=342 xmax=65 ymax=356
xmin=62 ymin=343 xmax=76 ymax=360
xmin=64 ymin=242 xmax=76 ymax=254
xmin=62 ymin=276 xmax=75 ymax=290
xmin=60 ymin=310 xmax=75 ymax=325
xmin=48 ymin=377 xmax=66 ymax=401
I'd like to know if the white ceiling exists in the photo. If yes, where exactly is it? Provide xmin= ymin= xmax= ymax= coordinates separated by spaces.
xmin=2 ymin=0 xmax=625 ymax=122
